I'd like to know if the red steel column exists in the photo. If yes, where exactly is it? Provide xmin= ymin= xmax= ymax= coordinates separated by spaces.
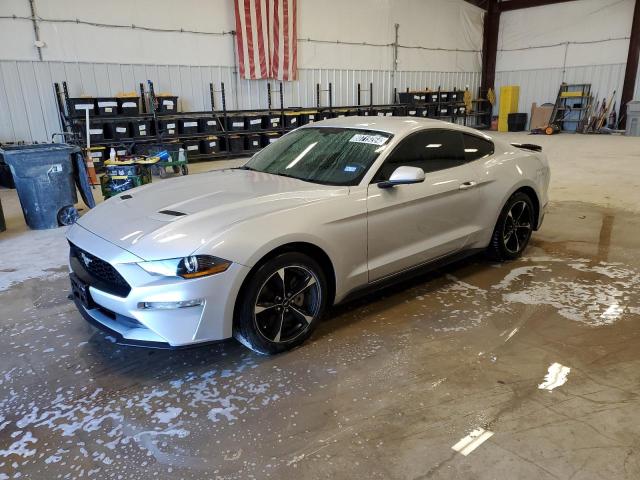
xmin=480 ymin=0 xmax=500 ymax=93
xmin=620 ymin=0 xmax=640 ymax=128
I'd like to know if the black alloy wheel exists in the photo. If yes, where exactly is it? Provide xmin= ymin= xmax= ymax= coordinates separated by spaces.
xmin=488 ymin=192 xmax=535 ymax=261
xmin=234 ymin=252 xmax=327 ymax=354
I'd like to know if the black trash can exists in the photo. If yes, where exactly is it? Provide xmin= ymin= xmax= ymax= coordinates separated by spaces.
xmin=508 ymin=113 xmax=528 ymax=132
xmin=0 ymin=144 xmax=82 ymax=230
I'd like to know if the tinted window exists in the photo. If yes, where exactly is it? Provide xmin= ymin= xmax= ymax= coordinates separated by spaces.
xmin=373 ymin=129 xmax=465 ymax=182
xmin=463 ymin=134 xmax=494 ymax=161
xmin=244 ymin=127 xmax=392 ymax=186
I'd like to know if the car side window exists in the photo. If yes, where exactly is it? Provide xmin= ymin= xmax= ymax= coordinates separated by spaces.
xmin=373 ymin=129 xmax=465 ymax=182
xmin=463 ymin=134 xmax=494 ymax=162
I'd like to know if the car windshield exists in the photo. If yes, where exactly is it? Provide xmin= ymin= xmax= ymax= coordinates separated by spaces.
xmin=242 ymin=127 xmax=392 ymax=186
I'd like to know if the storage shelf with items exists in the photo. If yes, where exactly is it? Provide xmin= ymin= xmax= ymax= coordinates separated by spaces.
xmin=396 ymin=87 xmax=470 ymax=126
xmin=53 ymin=79 xmax=481 ymax=175
xmin=465 ymin=89 xmax=493 ymax=130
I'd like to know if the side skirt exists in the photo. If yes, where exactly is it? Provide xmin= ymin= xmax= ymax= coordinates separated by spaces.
xmin=337 ymin=248 xmax=485 ymax=305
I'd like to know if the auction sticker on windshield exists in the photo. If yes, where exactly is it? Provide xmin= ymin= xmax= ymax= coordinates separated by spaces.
xmin=349 ymin=134 xmax=388 ymax=146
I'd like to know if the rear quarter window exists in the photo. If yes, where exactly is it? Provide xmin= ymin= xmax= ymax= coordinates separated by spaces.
xmin=463 ymin=134 xmax=494 ymax=162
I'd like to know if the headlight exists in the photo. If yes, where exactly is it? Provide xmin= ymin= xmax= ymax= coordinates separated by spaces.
xmin=138 ymin=255 xmax=231 ymax=278
xmin=177 ymin=255 xmax=231 ymax=278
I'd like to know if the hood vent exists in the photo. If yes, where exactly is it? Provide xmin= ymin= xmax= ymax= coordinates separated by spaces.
xmin=158 ymin=209 xmax=187 ymax=217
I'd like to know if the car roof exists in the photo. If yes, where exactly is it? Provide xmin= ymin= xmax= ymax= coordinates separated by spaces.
xmin=300 ymin=116 xmax=489 ymax=137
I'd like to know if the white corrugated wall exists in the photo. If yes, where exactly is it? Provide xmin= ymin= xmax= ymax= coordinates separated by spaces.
xmin=495 ymin=63 xmax=628 ymax=126
xmin=0 ymin=60 xmax=481 ymax=143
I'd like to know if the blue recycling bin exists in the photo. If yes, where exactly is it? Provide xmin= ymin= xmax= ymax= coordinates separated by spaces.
xmin=0 ymin=143 xmax=94 ymax=230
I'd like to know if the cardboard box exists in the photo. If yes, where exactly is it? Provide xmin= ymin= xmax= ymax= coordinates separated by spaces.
xmin=530 ymin=102 xmax=554 ymax=130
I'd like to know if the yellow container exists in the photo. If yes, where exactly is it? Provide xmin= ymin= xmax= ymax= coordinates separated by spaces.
xmin=498 ymin=85 xmax=520 ymax=132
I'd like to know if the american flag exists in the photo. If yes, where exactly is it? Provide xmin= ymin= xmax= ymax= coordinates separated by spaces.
xmin=234 ymin=0 xmax=297 ymax=81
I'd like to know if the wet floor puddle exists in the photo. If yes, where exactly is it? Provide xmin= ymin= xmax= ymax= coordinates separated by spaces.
xmin=1 ymin=204 xmax=640 ymax=478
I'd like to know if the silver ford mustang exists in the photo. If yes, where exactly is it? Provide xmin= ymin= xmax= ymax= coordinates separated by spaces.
xmin=67 ymin=117 xmax=549 ymax=354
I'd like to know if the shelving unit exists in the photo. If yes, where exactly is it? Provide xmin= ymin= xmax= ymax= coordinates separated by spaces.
xmin=466 ymin=87 xmax=493 ymax=130
xmin=397 ymin=87 xmax=469 ymax=125
xmin=53 ymin=80 xmax=486 ymax=173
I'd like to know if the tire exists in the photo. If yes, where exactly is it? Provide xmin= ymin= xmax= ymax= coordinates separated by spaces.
xmin=57 ymin=205 xmax=79 ymax=226
xmin=487 ymin=191 xmax=535 ymax=261
xmin=181 ymin=164 xmax=189 ymax=175
xmin=234 ymin=252 xmax=328 ymax=355
xmin=158 ymin=167 xmax=168 ymax=179
xmin=172 ymin=165 xmax=181 ymax=174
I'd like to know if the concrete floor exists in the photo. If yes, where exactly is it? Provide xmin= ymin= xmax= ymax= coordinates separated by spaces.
xmin=1 ymin=132 xmax=639 ymax=479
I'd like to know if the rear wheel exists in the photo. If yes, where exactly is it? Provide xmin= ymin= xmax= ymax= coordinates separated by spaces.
xmin=234 ymin=252 xmax=328 ymax=354
xmin=487 ymin=192 xmax=534 ymax=261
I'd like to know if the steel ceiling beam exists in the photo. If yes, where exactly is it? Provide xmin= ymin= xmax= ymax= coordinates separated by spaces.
xmin=463 ymin=0 xmax=579 ymax=11
xmin=463 ymin=0 xmax=489 ymax=9
xmin=499 ymin=0 xmax=580 ymax=12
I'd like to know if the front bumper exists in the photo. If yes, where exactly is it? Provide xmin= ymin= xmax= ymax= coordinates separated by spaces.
xmin=67 ymin=224 xmax=250 ymax=347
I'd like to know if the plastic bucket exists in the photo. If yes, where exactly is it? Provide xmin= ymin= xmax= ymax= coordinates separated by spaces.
xmin=0 ymin=144 xmax=80 ymax=229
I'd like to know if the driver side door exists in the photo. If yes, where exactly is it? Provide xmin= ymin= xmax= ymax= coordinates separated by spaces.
xmin=366 ymin=128 xmax=481 ymax=281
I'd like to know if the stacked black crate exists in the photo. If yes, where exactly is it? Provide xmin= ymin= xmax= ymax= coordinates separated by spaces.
xmin=67 ymin=98 xmax=97 ymax=117
xmin=132 ymin=119 xmax=153 ymax=139
xmin=96 ymin=98 xmax=118 ymax=116
xmin=156 ymin=95 xmax=178 ymax=115
xmin=263 ymin=113 xmax=282 ymax=130
xmin=116 ymin=97 xmax=140 ymax=115
xmin=245 ymin=134 xmax=261 ymax=151
xmin=157 ymin=118 xmax=178 ymax=137
xmin=200 ymin=136 xmax=220 ymax=154
xmin=283 ymin=112 xmax=300 ymax=129
xmin=245 ymin=113 xmax=263 ymax=131
xmin=178 ymin=118 xmax=199 ymax=135
xmin=261 ymin=132 xmax=281 ymax=146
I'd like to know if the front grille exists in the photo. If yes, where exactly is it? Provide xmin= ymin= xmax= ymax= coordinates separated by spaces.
xmin=69 ymin=243 xmax=131 ymax=297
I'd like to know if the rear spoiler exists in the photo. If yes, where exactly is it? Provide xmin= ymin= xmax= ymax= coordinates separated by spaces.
xmin=511 ymin=143 xmax=542 ymax=152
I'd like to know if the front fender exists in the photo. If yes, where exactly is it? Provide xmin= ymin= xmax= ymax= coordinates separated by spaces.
xmin=192 ymin=194 xmax=369 ymax=304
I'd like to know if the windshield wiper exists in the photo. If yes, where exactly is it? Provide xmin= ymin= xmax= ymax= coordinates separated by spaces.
xmin=238 ymin=166 xmax=315 ymax=184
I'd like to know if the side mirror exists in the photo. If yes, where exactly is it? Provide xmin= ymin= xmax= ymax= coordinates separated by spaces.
xmin=378 ymin=166 xmax=426 ymax=189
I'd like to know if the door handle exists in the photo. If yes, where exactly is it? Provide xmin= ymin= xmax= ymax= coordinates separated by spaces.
xmin=459 ymin=181 xmax=477 ymax=190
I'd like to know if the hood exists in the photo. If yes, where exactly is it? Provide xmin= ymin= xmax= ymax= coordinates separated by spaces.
xmin=77 ymin=168 xmax=345 ymax=261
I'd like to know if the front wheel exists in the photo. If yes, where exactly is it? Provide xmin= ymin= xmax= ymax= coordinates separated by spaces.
xmin=234 ymin=252 xmax=328 ymax=354
xmin=487 ymin=192 xmax=535 ymax=261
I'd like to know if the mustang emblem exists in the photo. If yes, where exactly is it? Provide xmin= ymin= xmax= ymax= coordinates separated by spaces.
xmin=79 ymin=252 xmax=93 ymax=267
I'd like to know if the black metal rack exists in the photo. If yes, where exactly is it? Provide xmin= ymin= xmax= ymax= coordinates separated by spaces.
xmin=53 ymin=80 xmax=484 ymax=171
xmin=465 ymin=87 xmax=493 ymax=130
xmin=397 ymin=86 xmax=470 ymax=125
